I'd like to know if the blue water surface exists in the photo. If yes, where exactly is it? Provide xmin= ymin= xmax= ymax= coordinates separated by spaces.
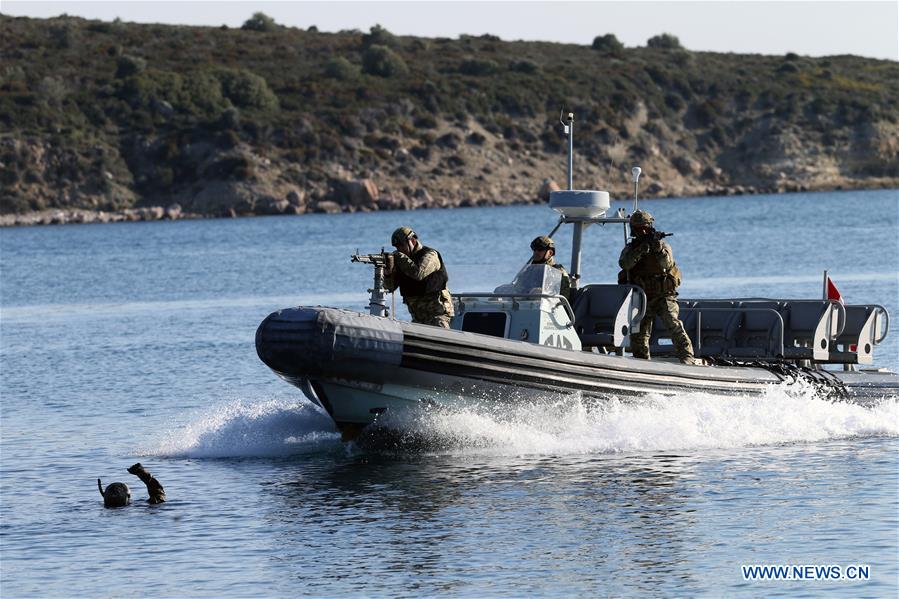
xmin=1 ymin=188 xmax=897 ymax=597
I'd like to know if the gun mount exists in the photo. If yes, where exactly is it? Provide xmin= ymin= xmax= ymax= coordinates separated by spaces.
xmin=351 ymin=250 xmax=392 ymax=317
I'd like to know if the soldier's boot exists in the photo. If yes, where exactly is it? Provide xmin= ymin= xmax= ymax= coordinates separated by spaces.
xmin=671 ymin=326 xmax=699 ymax=365
xmin=629 ymin=334 xmax=651 ymax=359
xmin=430 ymin=315 xmax=452 ymax=329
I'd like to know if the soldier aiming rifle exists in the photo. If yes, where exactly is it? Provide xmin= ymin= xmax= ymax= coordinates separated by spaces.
xmin=618 ymin=209 xmax=700 ymax=365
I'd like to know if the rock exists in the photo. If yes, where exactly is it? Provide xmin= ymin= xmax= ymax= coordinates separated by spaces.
xmin=189 ymin=181 xmax=256 ymax=215
xmin=286 ymin=190 xmax=305 ymax=207
xmin=165 ymin=203 xmax=182 ymax=219
xmin=645 ymin=182 xmax=664 ymax=195
xmin=413 ymin=188 xmax=433 ymax=205
xmin=313 ymin=200 xmax=342 ymax=214
xmin=333 ymin=178 xmax=379 ymax=207
xmin=259 ymin=198 xmax=290 ymax=215
xmin=143 ymin=207 xmax=165 ymax=220
xmin=537 ymin=178 xmax=560 ymax=202
xmin=671 ymin=155 xmax=701 ymax=176
xmin=376 ymin=192 xmax=406 ymax=210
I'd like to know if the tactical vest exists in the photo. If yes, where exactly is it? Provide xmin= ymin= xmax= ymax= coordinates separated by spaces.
xmin=396 ymin=246 xmax=449 ymax=300
xmin=629 ymin=249 xmax=682 ymax=297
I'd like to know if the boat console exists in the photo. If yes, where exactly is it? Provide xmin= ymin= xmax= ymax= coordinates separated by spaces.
xmin=451 ymin=264 xmax=581 ymax=350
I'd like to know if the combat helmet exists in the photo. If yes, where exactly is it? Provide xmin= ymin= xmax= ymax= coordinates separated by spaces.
xmin=630 ymin=210 xmax=654 ymax=227
xmin=530 ymin=235 xmax=555 ymax=251
xmin=391 ymin=226 xmax=416 ymax=246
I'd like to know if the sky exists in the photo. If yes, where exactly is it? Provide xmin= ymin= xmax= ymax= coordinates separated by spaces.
xmin=2 ymin=1 xmax=897 ymax=60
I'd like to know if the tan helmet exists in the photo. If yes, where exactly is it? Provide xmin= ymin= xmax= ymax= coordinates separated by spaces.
xmin=391 ymin=226 xmax=416 ymax=246
xmin=630 ymin=210 xmax=654 ymax=227
xmin=530 ymin=235 xmax=555 ymax=251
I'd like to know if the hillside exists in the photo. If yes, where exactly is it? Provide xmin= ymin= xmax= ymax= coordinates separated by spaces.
xmin=1 ymin=14 xmax=898 ymax=225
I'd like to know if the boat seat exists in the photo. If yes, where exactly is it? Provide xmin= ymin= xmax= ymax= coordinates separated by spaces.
xmin=728 ymin=303 xmax=785 ymax=359
xmin=689 ymin=301 xmax=743 ymax=357
xmin=780 ymin=300 xmax=844 ymax=361
xmin=649 ymin=301 xmax=741 ymax=358
xmin=573 ymin=284 xmax=646 ymax=350
xmin=828 ymin=304 xmax=889 ymax=365
xmin=648 ymin=304 xmax=694 ymax=356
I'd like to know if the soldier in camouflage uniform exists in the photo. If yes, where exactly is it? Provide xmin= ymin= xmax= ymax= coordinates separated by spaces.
xmin=529 ymin=236 xmax=572 ymax=301
xmin=619 ymin=210 xmax=698 ymax=365
xmin=385 ymin=226 xmax=454 ymax=328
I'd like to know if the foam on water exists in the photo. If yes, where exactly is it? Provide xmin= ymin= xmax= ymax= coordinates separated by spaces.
xmin=388 ymin=382 xmax=899 ymax=455
xmin=146 ymin=398 xmax=342 ymax=458
xmin=146 ymin=383 xmax=898 ymax=459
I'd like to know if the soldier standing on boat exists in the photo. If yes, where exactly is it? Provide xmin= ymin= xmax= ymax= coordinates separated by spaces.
xmin=385 ymin=226 xmax=454 ymax=328
xmin=618 ymin=210 xmax=698 ymax=365
xmin=529 ymin=236 xmax=572 ymax=301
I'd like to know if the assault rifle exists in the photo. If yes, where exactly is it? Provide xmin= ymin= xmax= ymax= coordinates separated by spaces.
xmin=642 ymin=229 xmax=673 ymax=241
xmin=351 ymin=249 xmax=392 ymax=318
xmin=629 ymin=229 xmax=673 ymax=245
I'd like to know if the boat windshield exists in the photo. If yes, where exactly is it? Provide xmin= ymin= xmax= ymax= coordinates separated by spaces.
xmin=493 ymin=264 xmax=563 ymax=296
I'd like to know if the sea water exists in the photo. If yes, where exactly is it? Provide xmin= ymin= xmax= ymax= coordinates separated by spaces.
xmin=1 ymin=189 xmax=897 ymax=597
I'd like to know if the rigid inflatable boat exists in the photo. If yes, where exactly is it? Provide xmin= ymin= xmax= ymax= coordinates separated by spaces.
xmin=256 ymin=114 xmax=898 ymax=439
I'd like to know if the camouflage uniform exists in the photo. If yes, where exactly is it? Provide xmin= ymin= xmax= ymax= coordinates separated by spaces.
xmin=386 ymin=244 xmax=454 ymax=328
xmin=619 ymin=232 xmax=695 ymax=362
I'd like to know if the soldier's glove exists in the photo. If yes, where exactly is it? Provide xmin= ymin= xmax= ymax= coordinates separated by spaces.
xmin=127 ymin=463 xmax=145 ymax=475
xmin=385 ymin=252 xmax=395 ymax=273
xmin=649 ymin=239 xmax=663 ymax=253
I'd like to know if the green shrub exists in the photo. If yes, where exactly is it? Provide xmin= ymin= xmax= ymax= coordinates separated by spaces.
xmin=647 ymin=33 xmax=683 ymax=50
xmin=510 ymin=59 xmax=539 ymax=74
xmin=184 ymin=71 xmax=227 ymax=115
xmin=116 ymin=54 xmax=146 ymax=79
xmin=413 ymin=114 xmax=438 ymax=129
xmin=214 ymin=68 xmax=278 ymax=111
xmin=362 ymin=45 xmax=408 ymax=77
xmin=592 ymin=34 xmax=624 ymax=55
xmin=37 ymin=76 xmax=68 ymax=106
xmin=324 ymin=57 xmax=360 ymax=80
xmin=241 ymin=12 xmax=279 ymax=32
xmin=48 ymin=23 xmax=75 ymax=49
xmin=459 ymin=58 xmax=499 ymax=76
xmin=362 ymin=24 xmax=397 ymax=48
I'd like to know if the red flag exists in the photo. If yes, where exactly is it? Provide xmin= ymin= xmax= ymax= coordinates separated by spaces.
xmin=826 ymin=276 xmax=844 ymax=305
xmin=826 ymin=275 xmax=853 ymax=349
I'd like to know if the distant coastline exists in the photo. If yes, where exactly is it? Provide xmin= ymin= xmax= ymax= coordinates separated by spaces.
xmin=4 ymin=180 xmax=897 ymax=228
xmin=2 ymin=15 xmax=898 ymax=226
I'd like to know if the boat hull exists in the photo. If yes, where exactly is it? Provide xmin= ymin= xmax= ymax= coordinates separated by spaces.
xmin=256 ymin=307 xmax=899 ymax=434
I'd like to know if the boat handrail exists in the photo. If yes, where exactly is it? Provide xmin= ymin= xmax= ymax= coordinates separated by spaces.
xmin=680 ymin=297 xmax=847 ymax=339
xmin=454 ymin=292 xmax=576 ymax=324
xmin=874 ymin=305 xmax=890 ymax=344
xmin=862 ymin=304 xmax=890 ymax=345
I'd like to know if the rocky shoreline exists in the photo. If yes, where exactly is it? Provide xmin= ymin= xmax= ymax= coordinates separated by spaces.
xmin=3 ymin=176 xmax=896 ymax=228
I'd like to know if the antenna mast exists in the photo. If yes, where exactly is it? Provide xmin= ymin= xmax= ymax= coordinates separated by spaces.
xmin=631 ymin=166 xmax=642 ymax=212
